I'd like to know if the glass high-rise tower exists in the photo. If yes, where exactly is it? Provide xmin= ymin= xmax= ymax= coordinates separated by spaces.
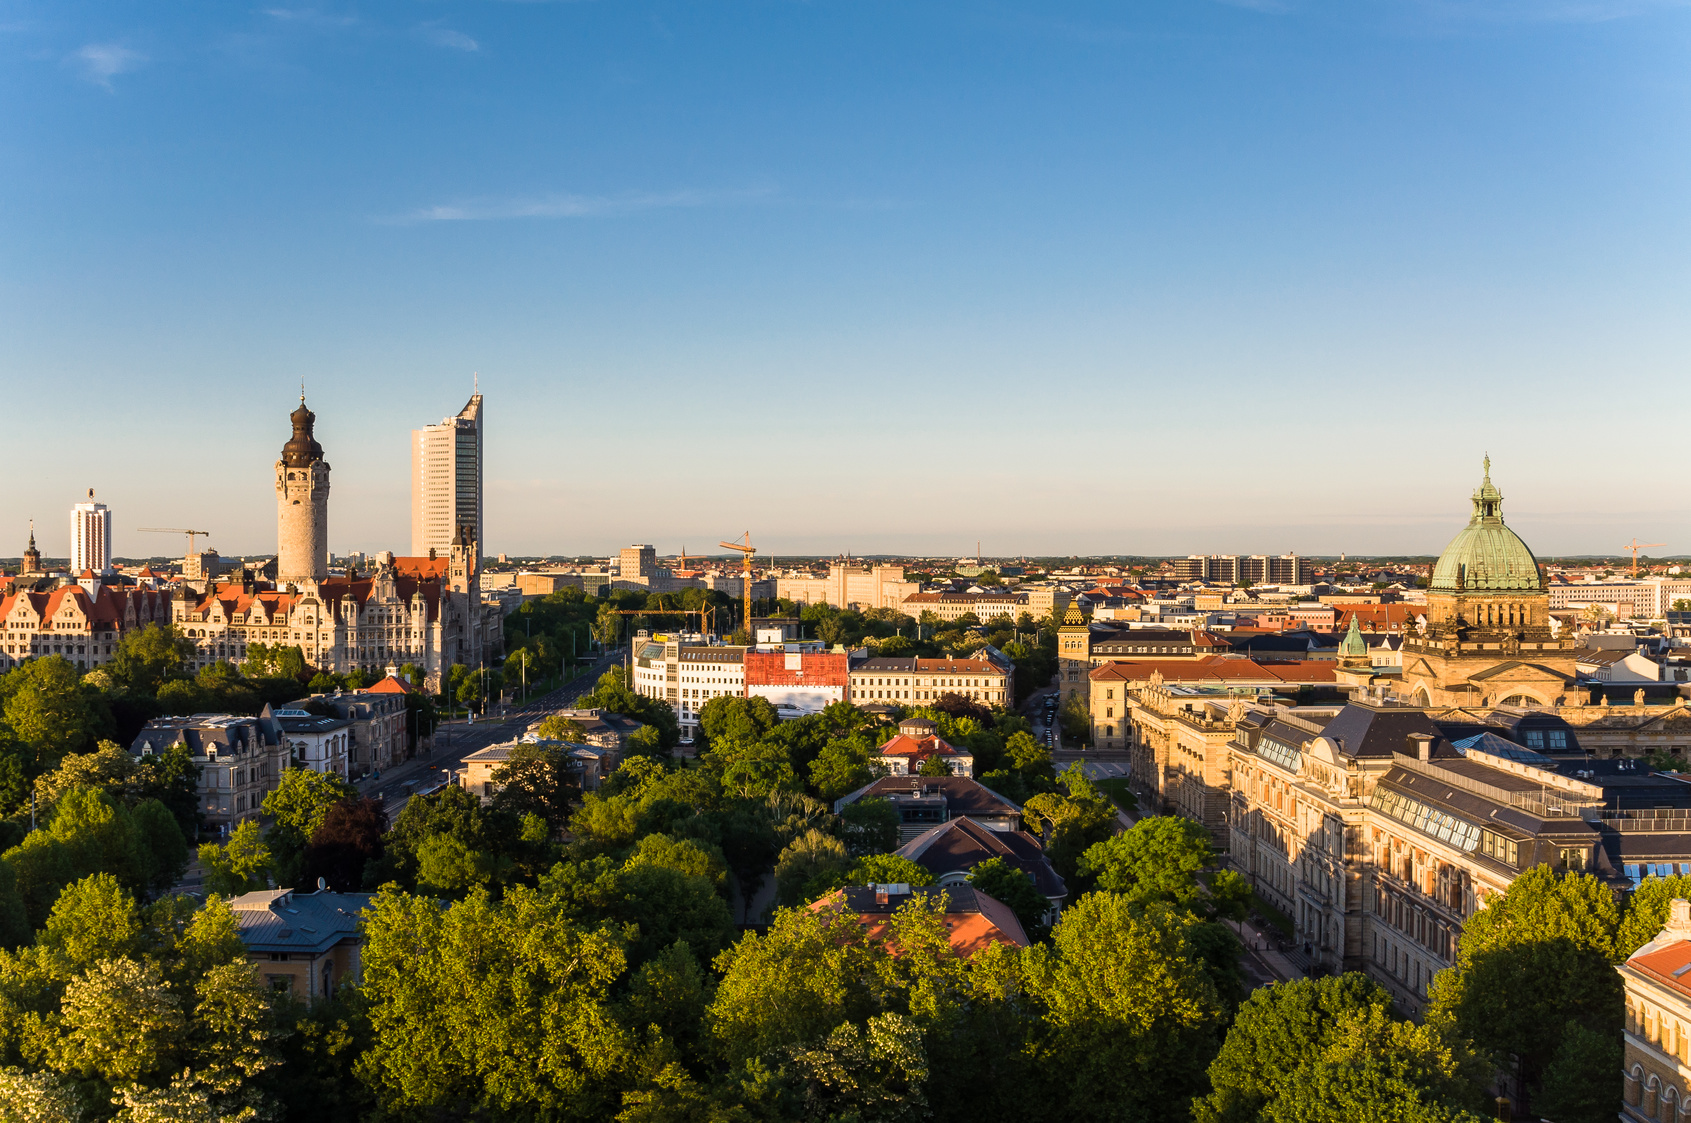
xmin=411 ymin=391 xmax=483 ymax=558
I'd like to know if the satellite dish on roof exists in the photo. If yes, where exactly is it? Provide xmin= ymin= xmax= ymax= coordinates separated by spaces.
xmin=316 ymin=877 xmax=327 ymax=891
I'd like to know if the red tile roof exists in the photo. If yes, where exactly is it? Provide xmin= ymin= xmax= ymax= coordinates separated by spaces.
xmin=877 ymin=732 xmax=967 ymax=759
xmin=1627 ymin=939 xmax=1691 ymax=1000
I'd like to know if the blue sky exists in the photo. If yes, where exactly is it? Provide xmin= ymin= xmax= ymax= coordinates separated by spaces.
xmin=2 ymin=0 xmax=1687 ymax=562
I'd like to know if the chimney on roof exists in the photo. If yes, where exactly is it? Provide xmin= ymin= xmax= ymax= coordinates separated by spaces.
xmin=1408 ymin=733 xmax=1434 ymax=762
xmin=1670 ymin=898 xmax=1691 ymax=936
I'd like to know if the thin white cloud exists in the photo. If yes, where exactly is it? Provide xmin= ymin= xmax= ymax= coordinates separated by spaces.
xmin=383 ymin=186 xmax=778 ymax=224
xmin=262 ymin=8 xmax=359 ymax=29
xmin=69 ymin=43 xmax=146 ymax=88
xmin=420 ymin=25 xmax=480 ymax=51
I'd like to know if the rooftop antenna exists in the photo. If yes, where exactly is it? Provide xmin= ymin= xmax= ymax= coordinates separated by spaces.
xmin=474 ymin=371 xmax=479 ymax=393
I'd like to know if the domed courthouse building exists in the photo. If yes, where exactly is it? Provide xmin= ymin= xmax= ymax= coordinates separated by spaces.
xmin=1398 ymin=459 xmax=1579 ymax=709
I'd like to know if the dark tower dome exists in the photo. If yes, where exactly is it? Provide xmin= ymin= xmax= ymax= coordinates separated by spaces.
xmin=282 ymin=398 xmax=324 ymax=467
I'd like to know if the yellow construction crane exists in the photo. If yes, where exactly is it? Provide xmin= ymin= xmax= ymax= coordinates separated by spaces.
xmin=1624 ymin=538 xmax=1667 ymax=578
xmin=138 ymin=528 xmax=212 ymax=557
xmin=718 ymin=532 xmax=756 ymax=639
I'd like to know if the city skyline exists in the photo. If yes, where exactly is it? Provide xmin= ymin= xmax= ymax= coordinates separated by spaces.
xmin=3 ymin=1 xmax=1688 ymax=556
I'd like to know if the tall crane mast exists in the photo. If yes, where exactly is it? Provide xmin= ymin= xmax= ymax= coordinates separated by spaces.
xmin=718 ymin=532 xmax=757 ymax=641
xmin=1624 ymin=538 xmax=1667 ymax=579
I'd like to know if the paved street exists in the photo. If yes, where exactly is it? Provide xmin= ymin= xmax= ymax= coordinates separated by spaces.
xmin=356 ymin=652 xmax=620 ymax=818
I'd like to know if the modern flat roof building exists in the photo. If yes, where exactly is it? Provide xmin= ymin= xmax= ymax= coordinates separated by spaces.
xmin=412 ymin=390 xmax=484 ymax=559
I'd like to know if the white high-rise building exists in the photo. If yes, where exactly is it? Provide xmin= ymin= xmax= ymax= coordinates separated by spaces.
xmin=70 ymin=490 xmax=112 ymax=575
xmin=411 ymin=390 xmax=484 ymax=558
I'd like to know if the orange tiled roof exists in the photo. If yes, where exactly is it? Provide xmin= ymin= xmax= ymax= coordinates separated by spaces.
xmin=1627 ymin=939 xmax=1691 ymax=1000
xmin=877 ymin=733 xmax=967 ymax=759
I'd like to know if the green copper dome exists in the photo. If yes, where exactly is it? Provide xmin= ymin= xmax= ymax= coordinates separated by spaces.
xmin=1428 ymin=458 xmax=1543 ymax=594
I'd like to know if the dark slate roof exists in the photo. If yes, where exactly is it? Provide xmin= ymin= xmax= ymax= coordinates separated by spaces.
xmin=844 ymin=775 xmax=1023 ymax=818
xmin=894 ymin=816 xmax=1067 ymax=900
xmin=1319 ymin=703 xmax=1444 ymax=759
xmin=231 ymin=888 xmax=372 ymax=955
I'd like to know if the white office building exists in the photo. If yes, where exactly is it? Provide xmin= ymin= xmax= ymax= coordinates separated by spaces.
xmin=411 ymin=390 xmax=484 ymax=558
xmin=70 ymin=491 xmax=112 ymax=575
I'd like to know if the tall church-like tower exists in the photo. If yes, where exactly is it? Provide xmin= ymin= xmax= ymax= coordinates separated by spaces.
xmin=276 ymin=396 xmax=330 ymax=588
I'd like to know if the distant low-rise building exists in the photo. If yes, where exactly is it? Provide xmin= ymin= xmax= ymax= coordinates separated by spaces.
xmin=874 ymin=716 xmax=974 ymax=777
xmin=836 ymin=774 xmax=1024 ymax=841
xmin=848 ymin=654 xmax=1011 ymax=709
xmin=808 ymin=883 xmax=1028 ymax=955
xmin=286 ymin=678 xmax=410 ymax=776
xmin=894 ymin=816 xmax=1066 ymax=919
xmin=130 ymin=710 xmax=287 ymax=832
xmin=273 ymin=709 xmax=353 ymax=779
xmin=900 ymin=591 xmax=1025 ymax=623
xmin=744 ymin=649 xmax=849 ymax=716
xmin=631 ymin=632 xmax=747 ymax=741
xmin=232 ymin=888 xmax=372 ymax=1001
xmin=776 ymin=563 xmax=920 ymax=612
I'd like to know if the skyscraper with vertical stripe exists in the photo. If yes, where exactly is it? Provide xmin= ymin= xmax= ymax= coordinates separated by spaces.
xmin=411 ymin=390 xmax=484 ymax=559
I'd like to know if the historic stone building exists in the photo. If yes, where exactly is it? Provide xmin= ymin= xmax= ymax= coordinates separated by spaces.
xmin=169 ymin=400 xmax=499 ymax=692
xmin=1398 ymin=459 xmax=1578 ymax=708
xmin=276 ymin=397 xmax=331 ymax=589
xmin=1 ymin=581 xmax=171 ymax=672
xmin=1620 ymin=899 xmax=1691 ymax=1121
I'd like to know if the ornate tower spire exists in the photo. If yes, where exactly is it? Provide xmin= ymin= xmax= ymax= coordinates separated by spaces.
xmin=276 ymin=394 xmax=331 ymax=588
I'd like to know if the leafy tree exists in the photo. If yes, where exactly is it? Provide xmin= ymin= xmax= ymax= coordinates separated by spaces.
xmin=0 ymin=856 xmax=29 ymax=949
xmin=810 ymin=739 xmax=878 ymax=803
xmin=107 ymin=624 xmax=193 ymax=696
xmin=1194 ymin=973 xmax=1393 ymax=1123
xmin=916 ymin=754 xmax=952 ymax=778
xmin=1535 ymin=1019 xmax=1624 ymax=1123
xmin=301 ymin=797 xmax=386 ymax=891
xmin=197 ymin=820 xmax=272 ymax=897
xmin=708 ymin=896 xmax=894 ymax=1066
xmin=844 ymin=854 xmax=934 ymax=888
xmin=356 ymin=885 xmax=633 ymax=1119
xmin=774 ymin=829 xmax=851 ymax=907
xmin=788 ymin=1013 xmax=930 ymax=1123
xmin=839 ymin=797 xmax=900 ymax=856
xmin=0 ymin=657 xmax=107 ymax=772
xmin=260 ymin=767 xmax=355 ymax=884
xmin=1617 ymin=873 xmax=1691 ymax=957
xmin=967 ymin=858 xmax=1049 ymax=942
xmin=544 ymin=854 xmax=735 ymax=970
xmin=1025 ymin=894 xmax=1223 ymax=1121
xmin=488 ymin=742 xmax=581 ymax=833
xmin=698 ymin=696 xmax=779 ymax=750
xmin=1266 ymin=1006 xmax=1487 ymax=1123
xmin=375 ymin=783 xmax=519 ymax=893
xmin=1058 ymin=691 xmax=1092 ymax=747
xmin=623 ymin=833 xmax=730 ymax=894
xmin=47 ymin=957 xmax=187 ymax=1084
xmin=1077 ymin=815 xmax=1213 ymax=908
xmin=1426 ymin=865 xmax=1622 ymax=1116
xmin=535 ymin=715 xmax=588 ymax=742
xmin=1021 ymin=764 xmax=1117 ymax=881
xmin=3 ymin=787 xmax=185 ymax=926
